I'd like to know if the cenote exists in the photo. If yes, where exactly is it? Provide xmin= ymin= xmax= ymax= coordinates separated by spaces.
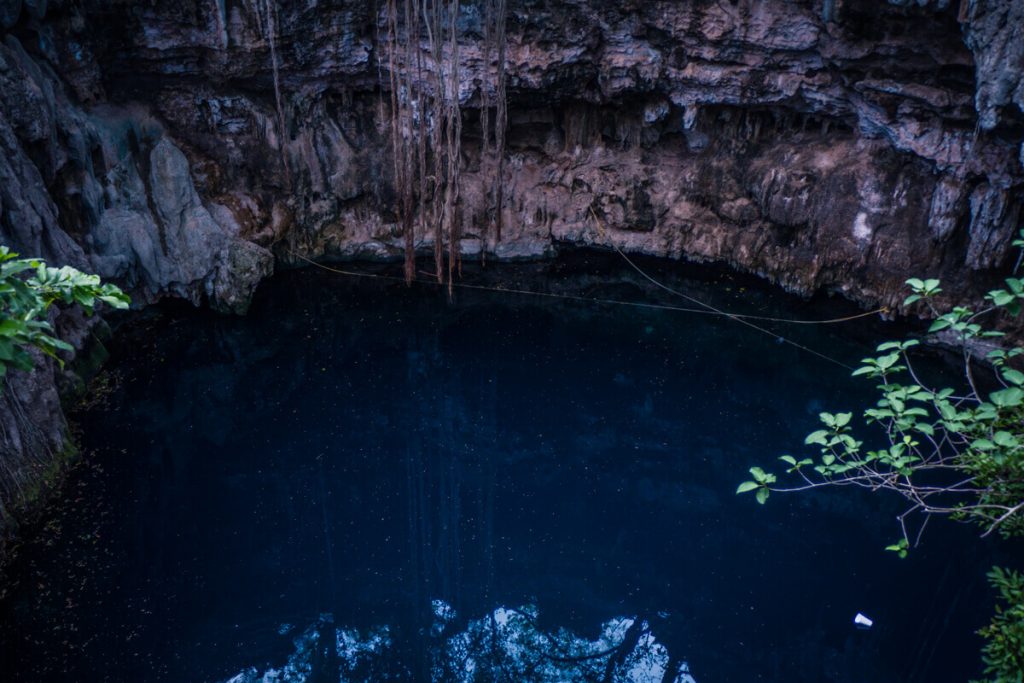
xmin=0 ymin=255 xmax=1017 ymax=682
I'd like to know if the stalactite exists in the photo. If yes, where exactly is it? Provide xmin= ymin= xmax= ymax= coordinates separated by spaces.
xmin=211 ymin=0 xmax=228 ymax=49
xmin=374 ymin=0 xmax=388 ymax=133
xmin=250 ymin=0 xmax=264 ymax=39
xmin=821 ymin=0 xmax=836 ymax=24
xmin=563 ymin=104 xmax=595 ymax=151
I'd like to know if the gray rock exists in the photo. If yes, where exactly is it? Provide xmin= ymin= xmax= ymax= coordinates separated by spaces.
xmin=206 ymin=239 xmax=274 ymax=315
xmin=928 ymin=175 xmax=967 ymax=243
xmin=967 ymin=183 xmax=1021 ymax=270
xmin=963 ymin=0 xmax=1024 ymax=132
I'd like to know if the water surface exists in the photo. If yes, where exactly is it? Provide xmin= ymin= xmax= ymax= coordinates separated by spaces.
xmin=0 ymin=254 xmax=1015 ymax=682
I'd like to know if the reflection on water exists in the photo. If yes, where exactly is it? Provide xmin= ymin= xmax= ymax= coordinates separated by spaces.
xmin=224 ymin=602 xmax=698 ymax=683
xmin=0 ymin=255 xmax=1016 ymax=681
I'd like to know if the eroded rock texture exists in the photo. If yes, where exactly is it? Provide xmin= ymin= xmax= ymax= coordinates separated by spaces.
xmin=2 ymin=0 xmax=1022 ymax=307
xmin=0 ymin=0 xmax=1022 ymax=546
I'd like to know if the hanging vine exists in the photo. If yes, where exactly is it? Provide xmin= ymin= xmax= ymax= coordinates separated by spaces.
xmin=382 ymin=0 xmax=507 ymax=286
xmin=443 ymin=0 xmax=462 ymax=292
xmin=478 ymin=0 xmax=508 ymax=249
xmin=479 ymin=0 xmax=493 ymax=263
xmin=492 ymin=0 xmax=508 ymax=243
xmin=427 ymin=0 xmax=445 ymax=283
xmin=262 ymin=0 xmax=291 ymax=188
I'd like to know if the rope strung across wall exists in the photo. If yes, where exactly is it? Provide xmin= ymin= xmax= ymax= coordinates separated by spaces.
xmin=585 ymin=208 xmax=889 ymax=326
xmin=286 ymin=248 xmax=889 ymax=370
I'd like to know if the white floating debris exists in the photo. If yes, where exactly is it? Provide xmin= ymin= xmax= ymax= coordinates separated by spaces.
xmin=854 ymin=613 xmax=873 ymax=629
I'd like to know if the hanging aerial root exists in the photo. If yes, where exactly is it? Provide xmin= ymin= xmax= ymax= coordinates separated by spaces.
xmin=263 ymin=0 xmax=291 ymax=188
xmin=382 ymin=0 xmax=505 ymax=285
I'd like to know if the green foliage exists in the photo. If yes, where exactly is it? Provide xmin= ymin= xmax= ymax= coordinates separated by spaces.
xmin=736 ymin=466 xmax=776 ymax=504
xmin=884 ymin=537 xmax=909 ymax=559
xmin=0 ymin=246 xmax=128 ymax=383
xmin=976 ymin=567 xmax=1024 ymax=683
xmin=737 ymin=269 xmax=1024 ymax=541
xmin=737 ymin=229 xmax=1024 ymax=679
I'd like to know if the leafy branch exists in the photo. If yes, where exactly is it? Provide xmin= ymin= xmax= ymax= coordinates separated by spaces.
xmin=0 ymin=245 xmax=129 ymax=383
xmin=736 ymin=230 xmax=1024 ymax=681
xmin=737 ymin=271 xmax=1024 ymax=545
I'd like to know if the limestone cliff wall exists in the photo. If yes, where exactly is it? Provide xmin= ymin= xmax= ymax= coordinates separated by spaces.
xmin=0 ymin=0 xmax=1022 ymax=548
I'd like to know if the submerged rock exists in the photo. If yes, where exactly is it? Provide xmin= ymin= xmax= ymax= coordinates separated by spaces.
xmin=220 ymin=605 xmax=698 ymax=683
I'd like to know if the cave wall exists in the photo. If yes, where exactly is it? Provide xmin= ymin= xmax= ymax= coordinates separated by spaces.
xmin=0 ymin=0 xmax=1022 ymax=548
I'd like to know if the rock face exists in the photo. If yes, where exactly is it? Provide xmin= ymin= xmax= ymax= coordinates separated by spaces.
xmin=3 ymin=0 xmax=1022 ymax=305
xmin=25 ymin=0 xmax=1015 ymax=309
xmin=0 ymin=0 xmax=1022 ymax=550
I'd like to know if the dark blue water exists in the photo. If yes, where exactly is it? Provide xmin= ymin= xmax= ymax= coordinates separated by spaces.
xmin=0 ymin=255 xmax=1016 ymax=682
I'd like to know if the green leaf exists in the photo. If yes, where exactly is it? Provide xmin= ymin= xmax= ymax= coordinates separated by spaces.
xmin=885 ymin=538 xmax=909 ymax=558
xmin=805 ymin=430 xmax=830 ymax=446
xmin=736 ymin=481 xmax=760 ymax=494
xmin=993 ymin=431 xmax=1019 ymax=448
xmin=99 ymin=294 xmax=130 ymax=310
xmin=779 ymin=455 xmax=797 ymax=466
xmin=0 ymin=249 xmax=130 ymax=389
xmin=1002 ymin=368 xmax=1024 ymax=386
xmin=755 ymin=488 xmax=770 ymax=505
xmin=988 ymin=289 xmax=1015 ymax=306
xmin=876 ymin=353 xmax=900 ymax=370
xmin=990 ymin=387 xmax=1024 ymax=408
